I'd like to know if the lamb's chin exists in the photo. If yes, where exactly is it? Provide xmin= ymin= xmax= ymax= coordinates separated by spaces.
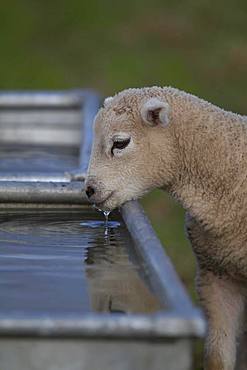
xmin=97 ymin=191 xmax=143 ymax=212
xmin=94 ymin=196 xmax=120 ymax=212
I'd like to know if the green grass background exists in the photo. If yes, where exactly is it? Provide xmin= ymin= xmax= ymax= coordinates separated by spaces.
xmin=1 ymin=1 xmax=247 ymax=367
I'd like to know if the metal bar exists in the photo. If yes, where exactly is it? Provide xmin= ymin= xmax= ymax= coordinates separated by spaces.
xmin=0 ymin=173 xmax=71 ymax=183
xmin=65 ymin=90 xmax=101 ymax=180
xmin=0 ymin=110 xmax=81 ymax=125
xmin=0 ymin=181 xmax=88 ymax=204
xmin=121 ymin=201 xmax=199 ymax=315
xmin=0 ymin=91 xmax=83 ymax=108
xmin=78 ymin=90 xmax=101 ymax=172
xmin=0 ymin=312 xmax=205 ymax=338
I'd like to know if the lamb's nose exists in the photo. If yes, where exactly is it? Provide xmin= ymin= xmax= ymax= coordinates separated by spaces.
xmin=85 ymin=185 xmax=95 ymax=199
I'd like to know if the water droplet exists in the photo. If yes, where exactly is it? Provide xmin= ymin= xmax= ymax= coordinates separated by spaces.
xmin=103 ymin=210 xmax=110 ymax=223
xmin=103 ymin=210 xmax=111 ymax=235
xmin=90 ymin=206 xmax=113 ymax=236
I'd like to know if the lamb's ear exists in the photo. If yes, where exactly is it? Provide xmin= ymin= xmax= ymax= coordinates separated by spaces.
xmin=103 ymin=96 xmax=113 ymax=108
xmin=140 ymin=98 xmax=170 ymax=127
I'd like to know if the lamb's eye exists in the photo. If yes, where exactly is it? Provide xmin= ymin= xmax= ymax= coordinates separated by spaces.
xmin=111 ymin=138 xmax=131 ymax=156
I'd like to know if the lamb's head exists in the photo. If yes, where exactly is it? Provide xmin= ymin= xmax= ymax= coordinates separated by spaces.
xmin=85 ymin=88 xmax=177 ymax=211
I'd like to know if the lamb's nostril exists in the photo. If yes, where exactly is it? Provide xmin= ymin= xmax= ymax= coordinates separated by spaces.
xmin=85 ymin=186 xmax=95 ymax=199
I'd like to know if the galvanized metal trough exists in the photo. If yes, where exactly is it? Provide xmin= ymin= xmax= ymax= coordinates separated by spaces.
xmin=0 ymin=90 xmax=205 ymax=370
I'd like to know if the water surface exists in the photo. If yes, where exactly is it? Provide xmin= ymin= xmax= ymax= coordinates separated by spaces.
xmin=0 ymin=207 xmax=161 ymax=315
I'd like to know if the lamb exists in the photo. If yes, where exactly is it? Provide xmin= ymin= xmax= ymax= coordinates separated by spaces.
xmin=85 ymin=86 xmax=247 ymax=370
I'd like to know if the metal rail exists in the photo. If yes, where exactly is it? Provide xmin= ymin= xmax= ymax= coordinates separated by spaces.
xmin=0 ymin=91 xmax=84 ymax=107
xmin=78 ymin=90 xmax=101 ymax=173
xmin=0 ymin=174 xmax=71 ymax=183
xmin=0 ymin=311 xmax=205 ymax=338
xmin=0 ymin=181 xmax=87 ymax=204
xmin=121 ymin=201 xmax=195 ymax=313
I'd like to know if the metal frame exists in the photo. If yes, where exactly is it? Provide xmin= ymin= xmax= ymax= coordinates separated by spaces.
xmin=0 ymin=90 xmax=206 ymax=340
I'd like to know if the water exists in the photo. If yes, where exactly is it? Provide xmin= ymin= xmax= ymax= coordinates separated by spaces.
xmin=0 ymin=207 xmax=161 ymax=315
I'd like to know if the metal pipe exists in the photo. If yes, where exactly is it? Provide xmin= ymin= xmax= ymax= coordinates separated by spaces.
xmin=0 ymin=91 xmax=83 ymax=108
xmin=121 ymin=201 xmax=198 ymax=314
xmin=0 ymin=181 xmax=88 ymax=204
xmin=0 ymin=173 xmax=71 ymax=183
xmin=79 ymin=90 xmax=101 ymax=173
xmin=0 ymin=311 xmax=205 ymax=338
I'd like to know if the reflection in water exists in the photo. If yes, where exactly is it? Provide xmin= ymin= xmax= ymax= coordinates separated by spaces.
xmin=82 ymin=213 xmax=161 ymax=314
xmin=103 ymin=210 xmax=111 ymax=236
xmin=0 ymin=208 xmax=161 ymax=315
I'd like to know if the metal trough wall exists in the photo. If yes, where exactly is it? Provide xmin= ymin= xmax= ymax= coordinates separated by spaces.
xmin=0 ymin=90 xmax=205 ymax=370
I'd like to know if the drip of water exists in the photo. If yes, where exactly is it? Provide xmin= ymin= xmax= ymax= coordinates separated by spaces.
xmin=92 ymin=205 xmax=111 ymax=236
xmin=103 ymin=210 xmax=111 ymax=236
xmin=103 ymin=210 xmax=110 ymax=225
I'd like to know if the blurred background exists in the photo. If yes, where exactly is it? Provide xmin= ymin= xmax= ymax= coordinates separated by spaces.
xmin=0 ymin=1 xmax=246 ymax=366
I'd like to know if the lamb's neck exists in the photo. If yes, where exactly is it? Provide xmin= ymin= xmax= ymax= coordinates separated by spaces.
xmin=167 ymin=93 xmax=247 ymax=233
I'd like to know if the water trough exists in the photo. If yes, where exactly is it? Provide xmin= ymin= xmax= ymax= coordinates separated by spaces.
xmin=0 ymin=90 xmax=205 ymax=370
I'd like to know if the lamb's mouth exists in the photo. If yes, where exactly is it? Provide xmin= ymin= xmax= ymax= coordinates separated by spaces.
xmin=93 ymin=191 xmax=115 ymax=211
